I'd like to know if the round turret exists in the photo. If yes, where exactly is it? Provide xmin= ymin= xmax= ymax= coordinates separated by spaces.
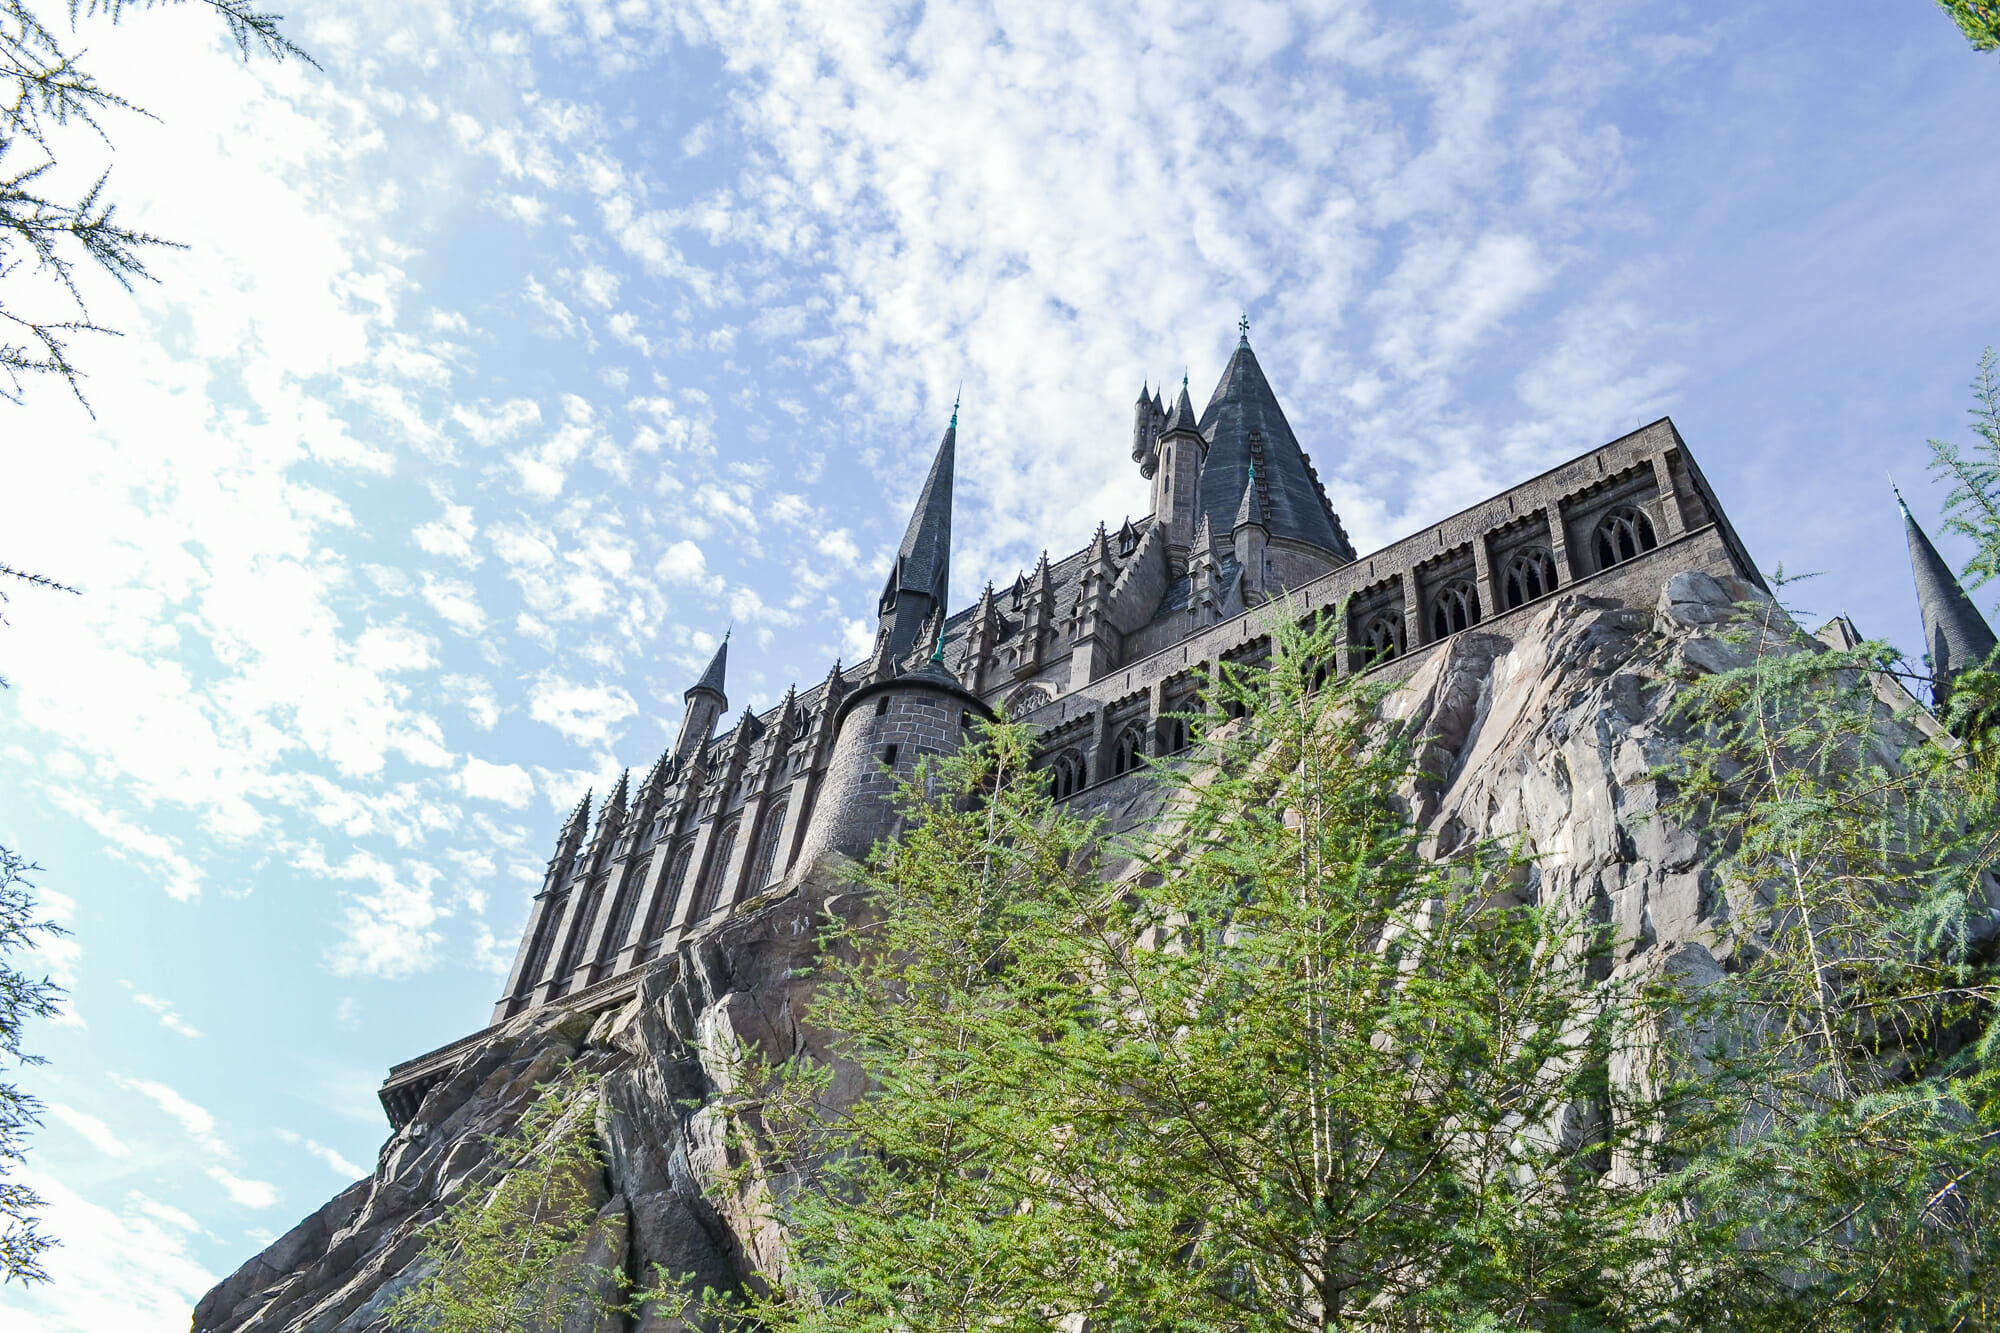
xmin=793 ymin=660 xmax=993 ymax=870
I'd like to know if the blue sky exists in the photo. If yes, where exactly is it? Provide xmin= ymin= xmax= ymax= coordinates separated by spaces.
xmin=1 ymin=0 xmax=1996 ymax=1324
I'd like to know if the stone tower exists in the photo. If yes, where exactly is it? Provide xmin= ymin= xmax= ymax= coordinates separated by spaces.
xmin=803 ymin=416 xmax=992 ymax=866
xmin=674 ymin=634 xmax=729 ymax=762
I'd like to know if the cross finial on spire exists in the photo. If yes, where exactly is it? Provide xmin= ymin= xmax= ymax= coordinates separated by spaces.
xmin=1891 ymin=473 xmax=1911 ymax=517
xmin=1238 ymin=312 xmax=1250 ymax=347
xmin=951 ymin=383 xmax=960 ymax=430
xmin=723 ymin=624 xmax=732 ymax=643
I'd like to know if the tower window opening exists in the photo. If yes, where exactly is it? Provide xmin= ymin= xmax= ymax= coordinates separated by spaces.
xmin=1112 ymin=724 xmax=1146 ymax=776
xmin=1429 ymin=581 xmax=1480 ymax=640
xmin=1502 ymin=549 xmax=1556 ymax=610
xmin=1047 ymin=749 xmax=1086 ymax=800
xmin=1592 ymin=505 xmax=1657 ymax=571
xmin=1360 ymin=613 xmax=1404 ymax=664
xmin=883 ymin=744 xmax=899 ymax=766
xmin=875 ymin=696 xmax=891 ymax=716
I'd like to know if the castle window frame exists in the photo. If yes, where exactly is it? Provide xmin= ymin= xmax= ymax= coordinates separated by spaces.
xmin=695 ymin=821 xmax=740 ymax=919
xmin=1047 ymin=748 xmax=1087 ymax=800
xmin=750 ymin=798 xmax=789 ymax=891
xmin=1592 ymin=504 xmax=1658 ymax=572
xmin=1112 ymin=723 xmax=1147 ymax=777
xmin=1429 ymin=580 xmax=1480 ymax=640
xmin=1360 ymin=613 xmax=1404 ymax=664
xmin=1501 ymin=548 xmax=1556 ymax=610
xmin=875 ymin=695 xmax=891 ymax=716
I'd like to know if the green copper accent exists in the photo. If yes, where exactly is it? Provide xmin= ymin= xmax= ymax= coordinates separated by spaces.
xmin=931 ymin=627 xmax=947 ymax=664
xmin=950 ymin=383 xmax=960 ymax=430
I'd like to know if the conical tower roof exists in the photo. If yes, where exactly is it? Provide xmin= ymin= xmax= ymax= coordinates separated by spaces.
xmin=1900 ymin=492 xmax=1998 ymax=691
xmin=882 ymin=416 xmax=955 ymax=612
xmin=1194 ymin=338 xmax=1343 ymax=554
xmin=1162 ymin=377 xmax=1202 ymax=437
xmin=686 ymin=633 xmax=729 ymax=708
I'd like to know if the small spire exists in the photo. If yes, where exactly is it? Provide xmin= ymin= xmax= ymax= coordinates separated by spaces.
xmin=931 ymin=626 xmax=947 ymax=665
xmin=950 ymin=383 xmax=960 ymax=430
xmin=1900 ymin=492 xmax=1999 ymax=708
xmin=688 ymin=634 xmax=730 ymax=706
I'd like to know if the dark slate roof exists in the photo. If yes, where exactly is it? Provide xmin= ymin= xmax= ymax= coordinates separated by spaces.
xmin=686 ymin=635 xmax=729 ymax=706
xmin=1162 ymin=379 xmax=1202 ymax=437
xmin=1901 ymin=496 xmax=1998 ymax=684
xmin=1194 ymin=342 xmax=1345 ymax=555
xmin=883 ymin=419 xmax=955 ymax=612
xmin=1234 ymin=467 xmax=1267 ymax=531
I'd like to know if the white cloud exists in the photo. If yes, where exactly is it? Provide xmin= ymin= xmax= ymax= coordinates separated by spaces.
xmin=128 ymin=990 xmax=202 ymax=1039
xmin=6 ymin=1173 xmax=216 ymax=1333
xmin=48 ymin=1104 xmax=132 ymax=1158
xmin=528 ymin=674 xmax=637 ymax=746
xmin=656 ymin=539 xmax=722 ymax=592
xmin=459 ymin=757 xmax=535 ymax=807
xmin=314 ymin=852 xmax=446 ymax=979
xmin=420 ymin=573 xmax=488 ymax=635
xmin=451 ymin=397 xmax=543 ymax=445
xmin=445 ymin=673 xmax=503 ymax=729
xmin=109 ymin=1075 xmax=227 ymax=1156
xmin=277 ymin=1129 xmax=369 ymax=1180
xmin=205 ymin=1165 xmax=281 ymax=1209
xmin=413 ymin=498 xmax=481 ymax=566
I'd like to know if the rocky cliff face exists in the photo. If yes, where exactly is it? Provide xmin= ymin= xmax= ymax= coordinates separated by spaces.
xmin=194 ymin=571 xmax=1930 ymax=1333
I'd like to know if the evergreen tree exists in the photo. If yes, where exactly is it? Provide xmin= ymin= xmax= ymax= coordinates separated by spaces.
xmin=0 ymin=846 xmax=65 ymax=1285
xmin=1647 ymin=580 xmax=2000 ymax=1329
xmin=730 ymin=618 xmax=1666 ymax=1332
xmin=1 ymin=0 xmax=310 ymax=405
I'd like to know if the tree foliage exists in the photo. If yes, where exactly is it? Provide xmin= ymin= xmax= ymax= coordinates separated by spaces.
xmin=726 ymin=618 xmax=1674 ymax=1332
xmin=0 ymin=845 xmax=66 ymax=1286
xmin=1644 ymin=578 xmax=2000 ymax=1328
xmin=1 ymin=0 xmax=310 ymax=406
xmin=1928 ymin=348 xmax=2000 ymax=598
xmin=1937 ymin=0 xmax=2000 ymax=51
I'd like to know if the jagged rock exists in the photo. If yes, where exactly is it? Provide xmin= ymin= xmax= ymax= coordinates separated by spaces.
xmin=193 ymin=571 xmax=1940 ymax=1332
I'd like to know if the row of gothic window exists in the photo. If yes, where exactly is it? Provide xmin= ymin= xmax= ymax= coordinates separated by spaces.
xmin=1356 ymin=506 xmax=1658 ymax=664
xmin=517 ymin=794 xmax=796 ymax=1000
xmin=1045 ymin=713 xmax=1195 ymax=799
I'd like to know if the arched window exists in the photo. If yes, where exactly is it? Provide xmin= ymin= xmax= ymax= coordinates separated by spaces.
xmin=1156 ymin=714 xmax=1189 ymax=755
xmin=1592 ymin=505 xmax=1657 ymax=571
xmin=1003 ymin=683 xmax=1054 ymax=717
xmin=695 ymin=821 xmax=739 ymax=919
xmin=791 ymin=709 xmax=813 ymax=742
xmin=1428 ymin=580 xmax=1480 ymax=641
xmin=1112 ymin=724 xmax=1146 ymax=776
xmin=641 ymin=840 xmax=695 ymax=947
xmin=750 ymin=800 xmax=789 ymax=890
xmin=1360 ymin=614 xmax=1404 ymax=664
xmin=1502 ymin=549 xmax=1556 ymax=610
xmin=1047 ymin=749 xmax=1087 ymax=800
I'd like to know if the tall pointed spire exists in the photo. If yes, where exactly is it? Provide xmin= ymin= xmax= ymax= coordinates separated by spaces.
xmin=1162 ymin=375 xmax=1202 ymax=439
xmin=1899 ymin=487 xmax=1997 ymax=706
xmin=687 ymin=632 xmax=729 ymax=708
xmin=874 ymin=412 xmax=956 ymax=670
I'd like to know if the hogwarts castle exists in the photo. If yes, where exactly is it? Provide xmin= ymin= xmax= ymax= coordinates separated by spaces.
xmin=374 ymin=326 xmax=1999 ymax=1126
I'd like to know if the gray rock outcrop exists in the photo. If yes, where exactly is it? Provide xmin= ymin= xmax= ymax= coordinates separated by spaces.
xmin=193 ymin=571 xmax=1939 ymax=1332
